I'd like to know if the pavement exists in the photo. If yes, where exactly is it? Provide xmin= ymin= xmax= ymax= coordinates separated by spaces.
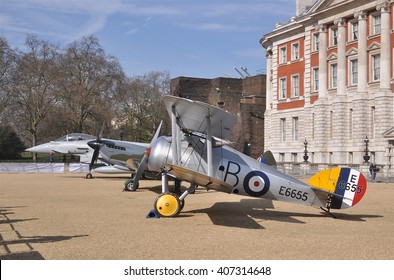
xmin=0 ymin=172 xmax=393 ymax=260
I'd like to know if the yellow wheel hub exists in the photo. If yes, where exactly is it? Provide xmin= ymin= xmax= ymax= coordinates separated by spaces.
xmin=154 ymin=193 xmax=181 ymax=217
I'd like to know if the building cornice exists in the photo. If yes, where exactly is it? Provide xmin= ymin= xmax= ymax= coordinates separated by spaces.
xmin=260 ymin=0 xmax=383 ymax=49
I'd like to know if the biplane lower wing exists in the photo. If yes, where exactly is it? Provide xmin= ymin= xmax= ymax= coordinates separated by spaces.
xmin=163 ymin=164 xmax=234 ymax=194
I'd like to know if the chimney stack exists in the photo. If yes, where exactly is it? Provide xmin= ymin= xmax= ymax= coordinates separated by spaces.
xmin=296 ymin=0 xmax=314 ymax=16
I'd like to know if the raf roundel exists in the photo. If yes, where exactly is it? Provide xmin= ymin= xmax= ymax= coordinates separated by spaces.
xmin=243 ymin=170 xmax=270 ymax=197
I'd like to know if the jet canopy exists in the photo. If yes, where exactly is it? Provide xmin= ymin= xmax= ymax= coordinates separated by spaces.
xmin=55 ymin=133 xmax=96 ymax=142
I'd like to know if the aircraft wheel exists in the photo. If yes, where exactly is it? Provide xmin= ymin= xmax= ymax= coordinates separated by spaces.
xmin=154 ymin=193 xmax=181 ymax=217
xmin=85 ymin=173 xmax=93 ymax=179
xmin=124 ymin=179 xmax=138 ymax=191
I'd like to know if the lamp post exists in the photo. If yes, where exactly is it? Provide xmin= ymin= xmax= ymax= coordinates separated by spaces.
xmin=363 ymin=136 xmax=370 ymax=163
xmin=303 ymin=139 xmax=309 ymax=162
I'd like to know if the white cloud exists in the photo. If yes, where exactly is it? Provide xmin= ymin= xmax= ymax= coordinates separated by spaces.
xmin=126 ymin=28 xmax=139 ymax=36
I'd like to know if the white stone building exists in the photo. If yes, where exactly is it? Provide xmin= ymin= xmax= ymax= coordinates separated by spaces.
xmin=260 ymin=0 xmax=394 ymax=176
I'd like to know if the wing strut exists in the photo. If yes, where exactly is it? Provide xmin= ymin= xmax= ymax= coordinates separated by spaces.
xmin=171 ymin=105 xmax=179 ymax=165
xmin=206 ymin=110 xmax=213 ymax=177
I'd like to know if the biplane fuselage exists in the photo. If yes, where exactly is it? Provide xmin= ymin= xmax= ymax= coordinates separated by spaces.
xmin=148 ymin=135 xmax=364 ymax=211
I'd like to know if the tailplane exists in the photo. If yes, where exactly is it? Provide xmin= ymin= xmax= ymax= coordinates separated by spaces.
xmin=309 ymin=167 xmax=367 ymax=209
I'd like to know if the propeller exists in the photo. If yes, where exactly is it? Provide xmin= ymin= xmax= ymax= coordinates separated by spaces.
xmin=86 ymin=123 xmax=106 ymax=179
xmin=124 ymin=121 xmax=162 ymax=191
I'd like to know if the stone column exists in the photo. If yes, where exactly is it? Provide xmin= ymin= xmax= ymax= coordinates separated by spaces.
xmin=377 ymin=1 xmax=391 ymax=90
xmin=353 ymin=10 xmax=369 ymax=163
xmin=314 ymin=25 xmax=329 ymax=163
xmin=374 ymin=1 xmax=393 ymax=168
xmin=265 ymin=48 xmax=273 ymax=111
xmin=335 ymin=17 xmax=346 ymax=95
xmin=318 ymin=24 xmax=328 ymax=98
xmin=355 ymin=11 xmax=368 ymax=94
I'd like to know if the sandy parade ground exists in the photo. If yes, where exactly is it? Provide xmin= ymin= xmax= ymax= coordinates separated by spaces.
xmin=0 ymin=172 xmax=393 ymax=260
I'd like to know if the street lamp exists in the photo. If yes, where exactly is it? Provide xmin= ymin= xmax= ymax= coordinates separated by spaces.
xmin=363 ymin=136 xmax=370 ymax=163
xmin=303 ymin=139 xmax=309 ymax=162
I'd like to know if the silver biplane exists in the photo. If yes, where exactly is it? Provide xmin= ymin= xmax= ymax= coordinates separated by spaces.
xmin=127 ymin=96 xmax=367 ymax=218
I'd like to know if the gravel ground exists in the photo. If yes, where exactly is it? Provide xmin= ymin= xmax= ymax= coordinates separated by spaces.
xmin=0 ymin=173 xmax=393 ymax=260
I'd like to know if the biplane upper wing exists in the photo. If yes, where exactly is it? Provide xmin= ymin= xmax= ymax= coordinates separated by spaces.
xmin=162 ymin=95 xmax=237 ymax=140
xmin=163 ymin=164 xmax=234 ymax=194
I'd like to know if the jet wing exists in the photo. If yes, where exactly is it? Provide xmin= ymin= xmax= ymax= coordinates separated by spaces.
xmin=163 ymin=164 xmax=234 ymax=194
xmin=162 ymin=95 xmax=236 ymax=140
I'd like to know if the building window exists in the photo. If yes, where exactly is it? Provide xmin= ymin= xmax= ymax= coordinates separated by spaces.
xmin=371 ymin=14 xmax=381 ymax=35
xmin=280 ymin=118 xmax=286 ymax=142
xmin=349 ymin=152 xmax=353 ymax=164
xmin=350 ymin=59 xmax=358 ymax=85
xmin=330 ymin=63 xmax=337 ymax=88
xmin=291 ymin=75 xmax=299 ymax=97
xmin=292 ymin=42 xmax=299 ymax=60
xmin=279 ymin=77 xmax=287 ymax=99
xmin=293 ymin=117 xmax=299 ymax=142
xmin=312 ymin=33 xmax=319 ymax=51
xmin=279 ymin=153 xmax=285 ymax=162
xmin=350 ymin=21 xmax=358 ymax=41
xmin=371 ymin=54 xmax=380 ymax=81
xmin=331 ymin=28 xmax=338 ymax=46
xmin=312 ymin=68 xmax=319 ymax=91
xmin=280 ymin=46 xmax=287 ymax=64
xmin=292 ymin=153 xmax=298 ymax=163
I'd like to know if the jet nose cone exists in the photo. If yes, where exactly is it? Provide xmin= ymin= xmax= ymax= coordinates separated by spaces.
xmin=26 ymin=144 xmax=51 ymax=153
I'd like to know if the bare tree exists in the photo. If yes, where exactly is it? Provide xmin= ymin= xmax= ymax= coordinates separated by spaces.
xmin=10 ymin=35 xmax=61 ymax=160
xmin=113 ymin=71 xmax=170 ymax=142
xmin=59 ymin=35 xmax=125 ymax=135
xmin=0 ymin=37 xmax=16 ymax=123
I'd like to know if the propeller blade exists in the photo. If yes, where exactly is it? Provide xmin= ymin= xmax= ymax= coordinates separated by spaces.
xmin=98 ymin=122 xmax=105 ymax=140
xmin=125 ymin=121 xmax=162 ymax=191
xmin=152 ymin=121 xmax=163 ymax=142
xmin=89 ymin=147 xmax=100 ymax=172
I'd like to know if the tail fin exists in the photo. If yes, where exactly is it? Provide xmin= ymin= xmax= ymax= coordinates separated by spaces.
xmin=257 ymin=150 xmax=277 ymax=169
xmin=308 ymin=167 xmax=367 ymax=209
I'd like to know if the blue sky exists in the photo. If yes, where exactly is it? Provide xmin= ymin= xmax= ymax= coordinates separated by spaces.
xmin=0 ymin=0 xmax=295 ymax=79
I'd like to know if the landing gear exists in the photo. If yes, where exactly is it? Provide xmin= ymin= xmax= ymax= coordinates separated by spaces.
xmin=154 ymin=193 xmax=182 ymax=217
xmin=124 ymin=178 xmax=138 ymax=192
xmin=148 ymin=173 xmax=195 ymax=218
xmin=320 ymin=195 xmax=337 ymax=218
xmin=85 ymin=173 xmax=93 ymax=179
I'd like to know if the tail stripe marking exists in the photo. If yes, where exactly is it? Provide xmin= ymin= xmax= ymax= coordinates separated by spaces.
xmin=341 ymin=169 xmax=360 ymax=208
xmin=352 ymin=172 xmax=367 ymax=206
xmin=331 ymin=168 xmax=350 ymax=209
